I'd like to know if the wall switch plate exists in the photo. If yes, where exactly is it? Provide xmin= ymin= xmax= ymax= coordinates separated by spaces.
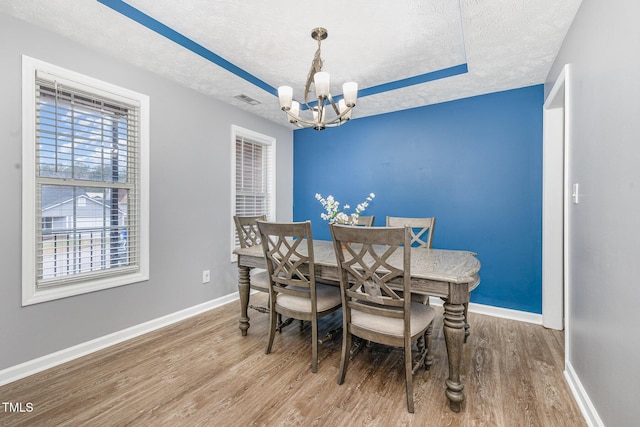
xmin=202 ymin=270 xmax=211 ymax=284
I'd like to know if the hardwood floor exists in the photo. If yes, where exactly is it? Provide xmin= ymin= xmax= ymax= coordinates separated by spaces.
xmin=0 ymin=293 xmax=585 ymax=426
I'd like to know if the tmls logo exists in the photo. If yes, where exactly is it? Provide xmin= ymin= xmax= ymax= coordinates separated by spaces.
xmin=2 ymin=402 xmax=34 ymax=413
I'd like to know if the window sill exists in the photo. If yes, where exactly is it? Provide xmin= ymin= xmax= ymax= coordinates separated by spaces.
xmin=22 ymin=271 xmax=149 ymax=306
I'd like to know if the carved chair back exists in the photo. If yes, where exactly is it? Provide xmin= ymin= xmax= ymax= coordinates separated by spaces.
xmin=386 ymin=216 xmax=436 ymax=248
xmin=234 ymin=215 xmax=266 ymax=248
xmin=256 ymin=220 xmax=316 ymax=303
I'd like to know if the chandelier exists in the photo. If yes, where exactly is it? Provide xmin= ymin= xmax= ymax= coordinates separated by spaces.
xmin=278 ymin=27 xmax=358 ymax=130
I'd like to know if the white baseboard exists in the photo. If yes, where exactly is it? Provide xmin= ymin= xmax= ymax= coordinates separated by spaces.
xmin=0 ymin=293 xmax=238 ymax=387
xmin=564 ymin=361 xmax=604 ymax=427
xmin=428 ymin=297 xmax=543 ymax=325
xmin=0 ymin=292 xmax=543 ymax=387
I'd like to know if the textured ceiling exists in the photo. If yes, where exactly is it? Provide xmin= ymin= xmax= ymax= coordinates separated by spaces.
xmin=1 ymin=0 xmax=582 ymax=128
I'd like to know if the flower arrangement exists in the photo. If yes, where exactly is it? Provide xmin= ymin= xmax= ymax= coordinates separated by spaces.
xmin=315 ymin=192 xmax=375 ymax=225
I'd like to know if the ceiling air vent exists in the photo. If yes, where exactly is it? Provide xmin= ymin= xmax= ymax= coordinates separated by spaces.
xmin=234 ymin=94 xmax=261 ymax=105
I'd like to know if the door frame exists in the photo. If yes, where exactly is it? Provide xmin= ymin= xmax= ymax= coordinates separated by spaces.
xmin=542 ymin=64 xmax=571 ymax=337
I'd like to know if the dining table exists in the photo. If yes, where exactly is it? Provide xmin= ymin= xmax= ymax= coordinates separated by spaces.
xmin=233 ymin=240 xmax=481 ymax=412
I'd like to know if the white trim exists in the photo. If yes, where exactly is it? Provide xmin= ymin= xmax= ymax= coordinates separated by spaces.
xmin=542 ymin=64 xmax=567 ymax=330
xmin=21 ymin=55 xmax=37 ymax=305
xmin=21 ymin=55 xmax=150 ymax=305
xmin=542 ymin=65 xmax=571 ymax=330
xmin=428 ymin=297 xmax=543 ymax=325
xmin=564 ymin=361 xmax=605 ymax=427
xmin=22 ymin=272 xmax=151 ymax=306
xmin=0 ymin=293 xmax=238 ymax=387
xmin=562 ymin=64 xmax=573 ymax=362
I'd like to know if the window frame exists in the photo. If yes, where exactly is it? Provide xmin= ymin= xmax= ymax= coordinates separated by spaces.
xmin=21 ymin=55 xmax=150 ymax=305
xmin=230 ymin=125 xmax=276 ymax=261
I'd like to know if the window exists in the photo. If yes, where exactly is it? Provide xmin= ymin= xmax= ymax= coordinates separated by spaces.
xmin=22 ymin=56 xmax=149 ymax=305
xmin=230 ymin=125 xmax=276 ymax=259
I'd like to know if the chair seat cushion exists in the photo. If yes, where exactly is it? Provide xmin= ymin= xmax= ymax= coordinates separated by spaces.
xmin=351 ymin=303 xmax=436 ymax=338
xmin=277 ymin=283 xmax=341 ymax=313
xmin=250 ymin=270 xmax=269 ymax=292
xmin=252 ymin=271 xmax=319 ymax=292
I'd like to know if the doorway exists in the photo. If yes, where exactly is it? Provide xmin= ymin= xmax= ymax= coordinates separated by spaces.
xmin=542 ymin=64 xmax=571 ymax=334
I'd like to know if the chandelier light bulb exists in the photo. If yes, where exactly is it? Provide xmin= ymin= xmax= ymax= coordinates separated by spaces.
xmin=339 ymin=99 xmax=352 ymax=120
xmin=343 ymin=82 xmax=358 ymax=108
xmin=314 ymin=72 xmax=331 ymax=98
xmin=313 ymin=108 xmax=326 ymax=130
xmin=278 ymin=86 xmax=293 ymax=110
xmin=289 ymin=101 xmax=300 ymax=123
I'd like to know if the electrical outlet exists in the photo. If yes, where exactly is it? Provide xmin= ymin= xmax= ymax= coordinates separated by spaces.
xmin=202 ymin=270 xmax=211 ymax=284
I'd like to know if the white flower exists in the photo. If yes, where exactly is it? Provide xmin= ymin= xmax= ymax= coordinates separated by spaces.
xmin=315 ymin=192 xmax=376 ymax=225
xmin=335 ymin=212 xmax=350 ymax=224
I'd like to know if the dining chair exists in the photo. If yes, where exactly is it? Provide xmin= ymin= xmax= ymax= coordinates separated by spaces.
xmin=386 ymin=216 xmax=436 ymax=305
xmin=385 ymin=217 xmax=468 ymax=343
xmin=257 ymin=220 xmax=342 ymax=373
xmin=357 ymin=215 xmax=375 ymax=226
xmin=330 ymin=224 xmax=436 ymax=413
xmin=385 ymin=216 xmax=436 ymax=248
xmin=233 ymin=215 xmax=270 ymax=314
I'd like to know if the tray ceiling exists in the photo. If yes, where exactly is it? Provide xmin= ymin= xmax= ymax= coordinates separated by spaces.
xmin=1 ymin=0 xmax=583 ymax=127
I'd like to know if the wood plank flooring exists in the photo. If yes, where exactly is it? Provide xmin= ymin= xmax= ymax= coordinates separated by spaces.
xmin=0 ymin=293 xmax=586 ymax=426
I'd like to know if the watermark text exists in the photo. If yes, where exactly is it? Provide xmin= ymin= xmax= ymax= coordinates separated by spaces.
xmin=2 ymin=402 xmax=34 ymax=413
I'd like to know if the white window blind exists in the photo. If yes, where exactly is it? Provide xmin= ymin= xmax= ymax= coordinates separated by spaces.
xmin=22 ymin=56 xmax=149 ymax=305
xmin=231 ymin=125 xmax=275 ymax=257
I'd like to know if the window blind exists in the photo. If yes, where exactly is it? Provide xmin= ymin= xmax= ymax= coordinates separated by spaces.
xmin=35 ymin=76 xmax=141 ymax=288
xmin=233 ymin=133 xmax=274 ymax=248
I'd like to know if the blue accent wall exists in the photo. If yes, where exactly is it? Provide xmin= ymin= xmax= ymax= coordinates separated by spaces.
xmin=293 ymin=85 xmax=543 ymax=313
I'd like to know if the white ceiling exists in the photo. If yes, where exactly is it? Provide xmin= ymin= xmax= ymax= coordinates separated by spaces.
xmin=1 ymin=0 xmax=583 ymax=127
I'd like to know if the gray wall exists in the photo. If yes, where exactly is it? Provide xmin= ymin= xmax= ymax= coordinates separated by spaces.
xmin=0 ymin=13 xmax=293 ymax=370
xmin=546 ymin=0 xmax=640 ymax=425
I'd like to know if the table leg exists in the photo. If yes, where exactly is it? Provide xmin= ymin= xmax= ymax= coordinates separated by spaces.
xmin=238 ymin=265 xmax=250 ymax=336
xmin=443 ymin=300 xmax=466 ymax=412
xmin=443 ymin=297 xmax=471 ymax=344
xmin=464 ymin=302 xmax=470 ymax=343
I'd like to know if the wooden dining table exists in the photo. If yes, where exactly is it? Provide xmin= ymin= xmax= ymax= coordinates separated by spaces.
xmin=233 ymin=240 xmax=481 ymax=412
